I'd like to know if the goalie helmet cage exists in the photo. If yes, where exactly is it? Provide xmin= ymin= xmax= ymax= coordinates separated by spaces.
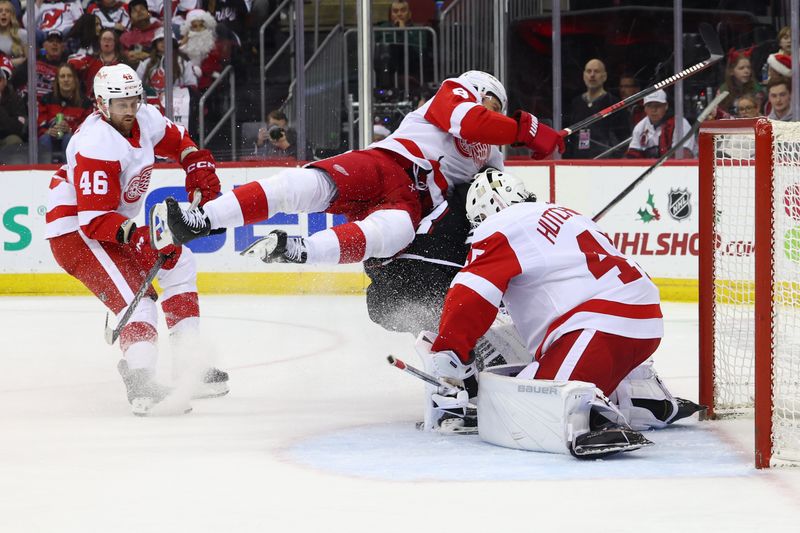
xmin=698 ymin=118 xmax=800 ymax=469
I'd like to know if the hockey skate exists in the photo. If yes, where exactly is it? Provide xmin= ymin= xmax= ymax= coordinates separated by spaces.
xmin=117 ymin=360 xmax=192 ymax=416
xmin=192 ymin=367 xmax=230 ymax=399
xmin=569 ymin=404 xmax=654 ymax=459
xmin=240 ymin=230 xmax=307 ymax=263
xmin=149 ymin=197 xmax=210 ymax=249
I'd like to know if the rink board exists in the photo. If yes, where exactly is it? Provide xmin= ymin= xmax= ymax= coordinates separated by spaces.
xmin=0 ymin=161 xmax=699 ymax=299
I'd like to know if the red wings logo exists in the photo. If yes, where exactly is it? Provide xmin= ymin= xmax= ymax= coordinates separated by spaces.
xmin=123 ymin=166 xmax=153 ymax=203
xmin=453 ymin=137 xmax=490 ymax=167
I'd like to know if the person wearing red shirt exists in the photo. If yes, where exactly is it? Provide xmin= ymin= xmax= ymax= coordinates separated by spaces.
xmin=37 ymin=63 xmax=92 ymax=163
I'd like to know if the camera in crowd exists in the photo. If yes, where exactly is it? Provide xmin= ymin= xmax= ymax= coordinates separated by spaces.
xmin=268 ymin=125 xmax=286 ymax=141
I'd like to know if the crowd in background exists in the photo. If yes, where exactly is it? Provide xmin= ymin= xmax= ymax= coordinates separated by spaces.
xmin=0 ymin=0 xmax=796 ymax=164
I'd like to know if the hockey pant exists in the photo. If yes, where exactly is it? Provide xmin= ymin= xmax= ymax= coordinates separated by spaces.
xmin=49 ymin=230 xmax=200 ymax=370
xmin=202 ymin=149 xmax=421 ymax=264
xmin=527 ymin=329 xmax=660 ymax=397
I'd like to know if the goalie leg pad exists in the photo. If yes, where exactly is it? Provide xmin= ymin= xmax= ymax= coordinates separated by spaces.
xmin=478 ymin=365 xmax=650 ymax=458
xmin=473 ymin=311 xmax=533 ymax=370
xmin=610 ymin=358 xmax=680 ymax=430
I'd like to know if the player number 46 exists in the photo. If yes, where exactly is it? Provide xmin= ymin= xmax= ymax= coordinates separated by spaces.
xmin=79 ymin=170 xmax=109 ymax=195
xmin=576 ymin=230 xmax=642 ymax=284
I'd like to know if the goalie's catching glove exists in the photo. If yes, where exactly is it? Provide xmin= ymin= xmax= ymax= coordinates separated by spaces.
xmin=512 ymin=110 xmax=565 ymax=160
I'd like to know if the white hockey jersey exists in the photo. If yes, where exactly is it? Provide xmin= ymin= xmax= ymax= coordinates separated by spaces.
xmin=432 ymin=202 xmax=663 ymax=361
xmin=46 ymin=104 xmax=195 ymax=241
xmin=370 ymin=77 xmax=514 ymax=208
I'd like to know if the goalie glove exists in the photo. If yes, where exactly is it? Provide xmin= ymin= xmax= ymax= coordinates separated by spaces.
xmin=182 ymin=149 xmax=221 ymax=206
xmin=415 ymin=331 xmax=477 ymax=431
xmin=511 ymin=110 xmax=565 ymax=160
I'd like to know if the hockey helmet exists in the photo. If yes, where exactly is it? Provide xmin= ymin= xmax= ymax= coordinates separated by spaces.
xmin=94 ymin=64 xmax=143 ymax=118
xmin=458 ymin=70 xmax=507 ymax=113
xmin=466 ymin=168 xmax=535 ymax=227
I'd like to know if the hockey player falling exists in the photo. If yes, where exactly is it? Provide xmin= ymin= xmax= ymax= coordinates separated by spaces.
xmin=148 ymin=71 xmax=565 ymax=266
xmin=46 ymin=64 xmax=227 ymax=416
xmin=414 ymin=169 xmax=703 ymax=458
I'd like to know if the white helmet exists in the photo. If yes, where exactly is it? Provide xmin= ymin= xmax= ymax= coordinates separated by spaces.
xmin=466 ymin=168 xmax=535 ymax=227
xmin=458 ymin=70 xmax=507 ymax=112
xmin=94 ymin=64 xmax=143 ymax=118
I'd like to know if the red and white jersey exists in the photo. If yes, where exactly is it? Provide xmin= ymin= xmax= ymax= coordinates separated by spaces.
xmin=34 ymin=1 xmax=84 ymax=35
xmin=432 ymin=202 xmax=663 ymax=362
xmin=370 ymin=77 xmax=516 ymax=207
xmin=45 ymin=104 xmax=195 ymax=241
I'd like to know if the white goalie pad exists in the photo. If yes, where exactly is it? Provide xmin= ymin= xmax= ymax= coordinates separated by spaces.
xmin=610 ymin=358 xmax=679 ymax=430
xmin=477 ymin=365 xmax=598 ymax=455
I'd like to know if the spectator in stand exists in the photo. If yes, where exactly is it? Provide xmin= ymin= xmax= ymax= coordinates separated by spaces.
xmin=762 ymin=26 xmax=792 ymax=82
xmin=717 ymin=48 xmax=764 ymax=114
xmin=121 ymin=0 xmax=162 ymax=67
xmin=625 ymin=89 xmax=695 ymax=159
xmin=564 ymin=58 xmax=628 ymax=159
xmin=145 ymin=0 xmax=197 ymax=37
xmin=67 ymin=13 xmax=102 ymax=57
xmin=37 ymin=62 xmax=92 ymax=162
xmin=87 ymin=0 xmax=130 ymax=32
xmin=138 ymin=27 xmax=197 ymax=133
xmin=0 ymin=0 xmax=26 ymax=70
xmin=734 ymin=94 xmax=760 ymax=118
xmin=766 ymin=53 xmax=792 ymax=84
xmin=34 ymin=0 xmax=84 ymax=43
xmin=374 ymin=1 xmax=431 ymax=90
xmin=20 ymin=29 xmax=70 ymax=101
xmin=255 ymin=109 xmax=298 ymax=159
xmin=68 ymin=27 xmax=125 ymax=98
xmin=766 ymin=78 xmax=793 ymax=122
xmin=179 ymin=9 xmax=224 ymax=92
xmin=200 ymin=0 xmax=248 ymax=45
xmin=618 ymin=73 xmax=645 ymax=129
xmin=0 ymin=54 xmax=26 ymax=153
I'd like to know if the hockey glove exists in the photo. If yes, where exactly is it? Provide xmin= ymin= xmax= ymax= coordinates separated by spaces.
xmin=182 ymin=149 xmax=221 ymax=206
xmin=129 ymin=225 xmax=182 ymax=270
xmin=512 ymin=110 xmax=565 ymax=160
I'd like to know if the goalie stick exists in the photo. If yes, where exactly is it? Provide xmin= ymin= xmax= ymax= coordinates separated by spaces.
xmin=562 ymin=22 xmax=723 ymax=137
xmin=387 ymin=355 xmax=460 ymax=395
xmin=103 ymin=190 xmax=201 ymax=345
xmin=591 ymin=90 xmax=729 ymax=222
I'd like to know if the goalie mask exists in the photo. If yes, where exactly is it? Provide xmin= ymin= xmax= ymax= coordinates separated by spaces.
xmin=458 ymin=70 xmax=507 ymax=113
xmin=466 ymin=169 xmax=535 ymax=227
xmin=94 ymin=64 xmax=143 ymax=119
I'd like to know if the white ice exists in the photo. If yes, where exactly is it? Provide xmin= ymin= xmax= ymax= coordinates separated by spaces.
xmin=1 ymin=296 xmax=799 ymax=532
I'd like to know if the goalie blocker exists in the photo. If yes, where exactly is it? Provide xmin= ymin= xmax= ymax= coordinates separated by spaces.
xmin=478 ymin=365 xmax=653 ymax=459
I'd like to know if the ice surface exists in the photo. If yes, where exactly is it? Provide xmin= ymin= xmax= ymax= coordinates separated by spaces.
xmin=1 ymin=296 xmax=799 ymax=532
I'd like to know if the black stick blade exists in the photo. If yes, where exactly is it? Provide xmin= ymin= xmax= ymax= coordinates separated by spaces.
xmin=699 ymin=22 xmax=723 ymax=58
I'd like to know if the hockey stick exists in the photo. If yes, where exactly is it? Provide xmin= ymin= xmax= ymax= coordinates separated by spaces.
xmin=591 ymin=90 xmax=729 ymax=223
xmin=387 ymin=355 xmax=460 ymax=395
xmin=562 ymin=23 xmax=723 ymax=137
xmin=104 ymin=190 xmax=201 ymax=345
xmin=593 ymin=136 xmax=632 ymax=159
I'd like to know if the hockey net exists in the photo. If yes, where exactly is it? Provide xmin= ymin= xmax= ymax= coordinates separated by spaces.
xmin=699 ymin=118 xmax=800 ymax=468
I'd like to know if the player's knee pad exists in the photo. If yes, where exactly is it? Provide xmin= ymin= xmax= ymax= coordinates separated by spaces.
xmin=474 ymin=311 xmax=532 ymax=370
xmin=610 ymin=358 xmax=679 ymax=430
xmin=259 ymin=167 xmax=336 ymax=214
xmin=158 ymin=246 xmax=198 ymax=301
xmin=354 ymin=209 xmax=415 ymax=259
xmin=478 ymin=365 xmax=604 ymax=455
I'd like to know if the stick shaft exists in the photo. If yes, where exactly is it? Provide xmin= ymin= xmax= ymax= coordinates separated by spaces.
xmin=591 ymin=91 xmax=729 ymax=223
xmin=387 ymin=355 xmax=458 ymax=393
xmin=562 ymin=56 xmax=721 ymax=136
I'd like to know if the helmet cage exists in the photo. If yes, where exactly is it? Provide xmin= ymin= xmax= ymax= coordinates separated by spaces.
xmin=466 ymin=169 xmax=535 ymax=228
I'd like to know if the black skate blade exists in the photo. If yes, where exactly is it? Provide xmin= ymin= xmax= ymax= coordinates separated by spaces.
xmin=570 ymin=428 xmax=653 ymax=460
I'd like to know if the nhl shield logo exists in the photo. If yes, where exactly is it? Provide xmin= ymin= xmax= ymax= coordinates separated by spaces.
xmin=668 ymin=188 xmax=691 ymax=220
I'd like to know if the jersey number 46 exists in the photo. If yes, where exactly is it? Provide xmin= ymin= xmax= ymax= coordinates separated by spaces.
xmin=79 ymin=170 xmax=109 ymax=196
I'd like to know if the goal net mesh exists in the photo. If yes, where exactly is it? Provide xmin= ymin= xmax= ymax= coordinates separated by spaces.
xmin=712 ymin=121 xmax=800 ymax=464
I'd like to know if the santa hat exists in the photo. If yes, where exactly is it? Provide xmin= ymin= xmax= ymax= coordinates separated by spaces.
xmin=768 ymin=53 xmax=792 ymax=77
xmin=183 ymin=9 xmax=216 ymax=32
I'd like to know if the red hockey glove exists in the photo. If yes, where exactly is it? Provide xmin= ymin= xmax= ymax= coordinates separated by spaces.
xmin=512 ymin=110 xmax=565 ymax=160
xmin=129 ymin=225 xmax=182 ymax=270
xmin=182 ymin=149 xmax=220 ymax=206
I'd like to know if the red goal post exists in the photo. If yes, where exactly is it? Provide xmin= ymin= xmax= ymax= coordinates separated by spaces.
xmin=698 ymin=118 xmax=800 ymax=468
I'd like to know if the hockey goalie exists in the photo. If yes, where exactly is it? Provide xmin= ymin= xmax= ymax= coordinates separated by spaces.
xmin=412 ymin=169 xmax=703 ymax=458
